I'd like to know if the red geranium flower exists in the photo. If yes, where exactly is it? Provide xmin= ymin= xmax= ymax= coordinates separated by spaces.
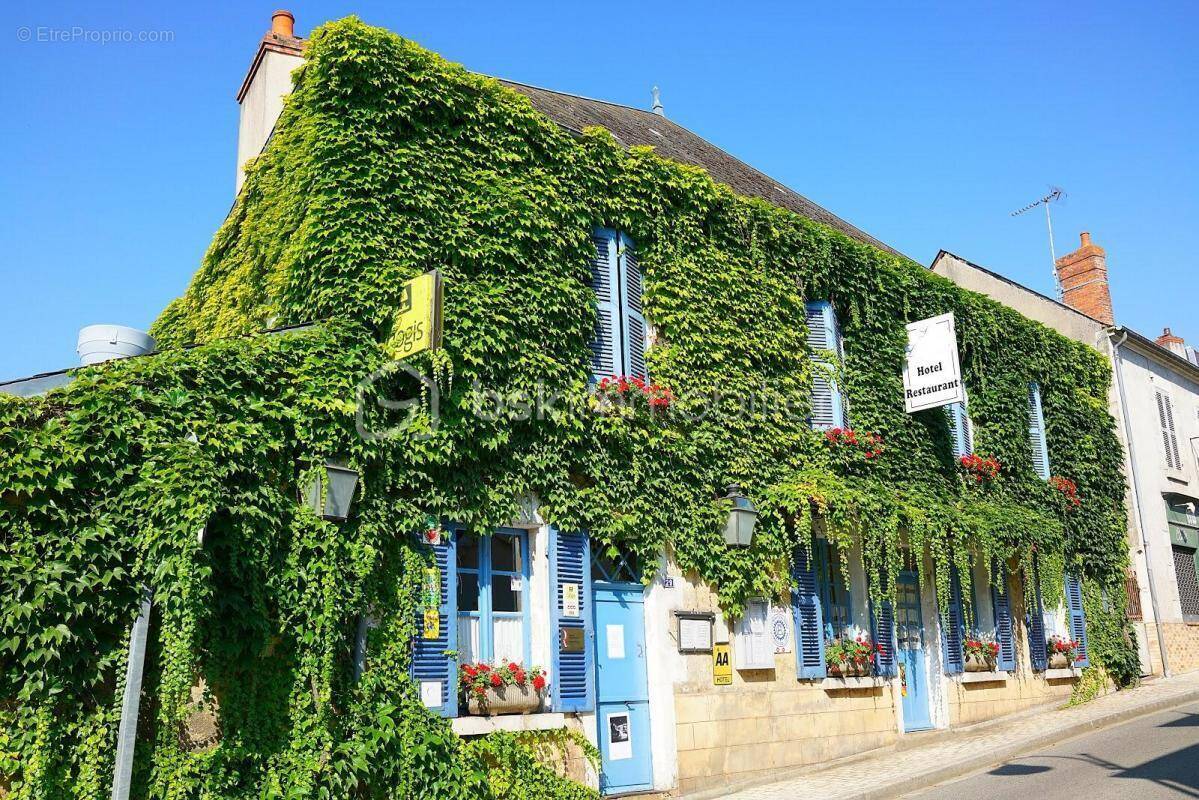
xmin=532 ymin=675 xmax=547 ymax=691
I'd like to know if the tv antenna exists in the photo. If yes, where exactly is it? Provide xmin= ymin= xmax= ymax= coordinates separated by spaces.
xmin=1011 ymin=187 xmax=1066 ymax=296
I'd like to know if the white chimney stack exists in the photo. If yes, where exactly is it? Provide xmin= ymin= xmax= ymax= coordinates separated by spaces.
xmin=235 ymin=10 xmax=305 ymax=194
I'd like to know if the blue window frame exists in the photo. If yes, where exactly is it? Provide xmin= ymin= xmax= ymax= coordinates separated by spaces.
xmin=815 ymin=539 xmax=853 ymax=638
xmin=456 ymin=528 xmax=531 ymax=665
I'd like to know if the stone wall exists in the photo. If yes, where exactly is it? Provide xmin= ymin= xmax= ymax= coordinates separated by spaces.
xmin=673 ymin=653 xmax=898 ymax=796
xmin=661 ymin=567 xmax=898 ymax=796
xmin=1146 ymin=623 xmax=1199 ymax=674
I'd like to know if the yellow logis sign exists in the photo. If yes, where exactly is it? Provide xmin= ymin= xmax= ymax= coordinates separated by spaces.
xmin=713 ymin=643 xmax=732 ymax=686
xmin=385 ymin=270 xmax=443 ymax=361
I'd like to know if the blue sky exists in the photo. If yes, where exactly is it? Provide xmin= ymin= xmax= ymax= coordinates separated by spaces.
xmin=2 ymin=1 xmax=1196 ymax=381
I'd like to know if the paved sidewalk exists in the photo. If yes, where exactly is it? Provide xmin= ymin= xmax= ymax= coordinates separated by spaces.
xmin=690 ymin=671 xmax=1199 ymax=800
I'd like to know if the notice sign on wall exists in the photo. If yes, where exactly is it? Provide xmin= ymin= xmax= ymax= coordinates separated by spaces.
xmin=712 ymin=643 xmax=733 ymax=686
xmin=562 ymin=583 xmax=581 ymax=618
xmin=902 ymin=312 xmax=966 ymax=413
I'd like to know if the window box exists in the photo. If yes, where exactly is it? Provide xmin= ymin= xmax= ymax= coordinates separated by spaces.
xmin=827 ymin=660 xmax=871 ymax=678
xmin=964 ymin=653 xmax=996 ymax=673
xmin=465 ymin=683 xmax=546 ymax=716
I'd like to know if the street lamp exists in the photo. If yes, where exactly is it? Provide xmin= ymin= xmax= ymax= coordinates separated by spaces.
xmin=722 ymin=484 xmax=758 ymax=548
xmin=303 ymin=460 xmax=360 ymax=521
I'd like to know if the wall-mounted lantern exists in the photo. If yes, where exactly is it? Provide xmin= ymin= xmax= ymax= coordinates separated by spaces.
xmin=303 ymin=460 xmax=360 ymax=521
xmin=722 ymin=484 xmax=758 ymax=548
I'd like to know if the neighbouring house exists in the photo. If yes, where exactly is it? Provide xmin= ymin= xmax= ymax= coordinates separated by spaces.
xmin=1 ymin=13 xmax=1136 ymax=800
xmin=934 ymin=233 xmax=1199 ymax=680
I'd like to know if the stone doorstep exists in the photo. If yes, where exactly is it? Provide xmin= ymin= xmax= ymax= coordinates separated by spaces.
xmin=681 ymin=675 xmax=1199 ymax=800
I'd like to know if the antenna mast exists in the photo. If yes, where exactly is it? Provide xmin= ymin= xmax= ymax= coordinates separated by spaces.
xmin=1011 ymin=187 xmax=1066 ymax=296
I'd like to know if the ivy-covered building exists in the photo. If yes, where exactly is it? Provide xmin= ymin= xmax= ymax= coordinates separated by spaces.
xmin=935 ymin=239 xmax=1199 ymax=683
xmin=0 ymin=12 xmax=1140 ymax=800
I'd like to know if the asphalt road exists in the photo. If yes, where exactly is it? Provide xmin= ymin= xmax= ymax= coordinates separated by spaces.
xmin=908 ymin=700 xmax=1199 ymax=799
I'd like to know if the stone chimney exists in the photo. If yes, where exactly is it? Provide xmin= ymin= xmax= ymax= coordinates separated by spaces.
xmin=235 ymin=11 xmax=306 ymax=194
xmin=1054 ymin=232 xmax=1115 ymax=325
xmin=1156 ymin=328 xmax=1188 ymax=358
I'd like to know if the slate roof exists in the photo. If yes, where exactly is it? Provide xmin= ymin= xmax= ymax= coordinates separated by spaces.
xmin=498 ymin=79 xmax=900 ymax=256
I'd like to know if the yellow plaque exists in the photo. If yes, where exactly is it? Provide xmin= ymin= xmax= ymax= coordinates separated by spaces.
xmin=712 ymin=643 xmax=732 ymax=686
xmin=423 ymin=608 xmax=440 ymax=640
xmin=386 ymin=270 xmax=443 ymax=360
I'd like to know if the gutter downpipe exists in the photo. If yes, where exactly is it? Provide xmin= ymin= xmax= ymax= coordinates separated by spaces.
xmin=1110 ymin=328 xmax=1171 ymax=677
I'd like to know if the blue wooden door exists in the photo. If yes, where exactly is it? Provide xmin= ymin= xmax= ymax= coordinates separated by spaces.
xmin=594 ymin=584 xmax=653 ymax=794
xmin=896 ymin=570 xmax=933 ymax=732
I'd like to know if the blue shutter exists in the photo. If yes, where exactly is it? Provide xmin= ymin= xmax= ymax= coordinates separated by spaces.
xmin=1028 ymin=557 xmax=1048 ymax=672
xmin=411 ymin=528 xmax=458 ymax=718
xmin=946 ymin=400 xmax=973 ymax=458
xmin=618 ymin=231 xmax=648 ymax=380
xmin=991 ymin=559 xmax=1016 ymax=671
xmin=550 ymin=528 xmax=594 ymax=711
xmin=1028 ymin=383 xmax=1051 ymax=480
xmin=869 ymin=577 xmax=897 ymax=677
xmin=792 ymin=544 xmax=826 ymax=679
xmin=1065 ymin=573 xmax=1090 ymax=668
xmin=942 ymin=564 xmax=965 ymax=674
xmin=805 ymin=300 xmax=846 ymax=430
xmin=588 ymin=228 xmax=621 ymax=381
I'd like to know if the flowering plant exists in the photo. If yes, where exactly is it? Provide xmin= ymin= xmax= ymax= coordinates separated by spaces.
xmin=458 ymin=661 xmax=548 ymax=700
xmin=824 ymin=626 xmax=880 ymax=668
xmin=824 ymin=427 xmax=884 ymax=460
xmin=1049 ymin=476 xmax=1081 ymax=508
xmin=959 ymin=454 xmax=1000 ymax=483
xmin=1048 ymin=635 xmax=1082 ymax=663
xmin=964 ymin=629 xmax=1000 ymax=662
xmin=596 ymin=375 xmax=673 ymax=411
xmin=421 ymin=525 xmax=444 ymax=545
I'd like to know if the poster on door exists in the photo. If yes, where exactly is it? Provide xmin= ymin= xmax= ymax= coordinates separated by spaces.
xmin=769 ymin=606 xmax=791 ymax=653
xmin=606 ymin=712 xmax=632 ymax=760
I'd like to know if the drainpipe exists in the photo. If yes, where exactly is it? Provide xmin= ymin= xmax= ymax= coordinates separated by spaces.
xmin=1109 ymin=328 xmax=1171 ymax=677
xmin=111 ymin=588 xmax=153 ymax=800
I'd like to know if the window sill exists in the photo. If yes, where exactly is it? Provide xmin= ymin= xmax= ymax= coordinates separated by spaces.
xmin=451 ymin=712 xmax=569 ymax=737
xmin=1044 ymin=668 xmax=1081 ymax=680
xmin=960 ymin=671 xmax=1008 ymax=684
xmin=821 ymin=676 xmax=888 ymax=690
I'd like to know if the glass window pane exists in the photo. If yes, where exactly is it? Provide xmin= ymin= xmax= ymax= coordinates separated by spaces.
xmin=457 ymin=615 xmax=480 ymax=662
xmin=492 ymin=534 xmax=522 ymax=573
xmin=492 ymin=575 xmax=523 ymax=613
xmin=493 ymin=617 xmax=524 ymax=664
xmin=457 ymin=572 xmax=479 ymax=612
xmin=457 ymin=534 xmax=480 ymax=570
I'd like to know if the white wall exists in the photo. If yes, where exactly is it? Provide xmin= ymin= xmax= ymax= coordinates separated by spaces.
xmin=236 ymin=48 xmax=304 ymax=193
xmin=1112 ymin=339 xmax=1199 ymax=624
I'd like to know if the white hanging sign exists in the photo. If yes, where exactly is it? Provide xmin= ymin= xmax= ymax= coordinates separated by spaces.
xmin=902 ymin=312 xmax=966 ymax=413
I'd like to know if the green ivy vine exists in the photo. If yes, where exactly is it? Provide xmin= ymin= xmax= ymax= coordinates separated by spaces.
xmin=1 ymin=15 xmax=1137 ymax=800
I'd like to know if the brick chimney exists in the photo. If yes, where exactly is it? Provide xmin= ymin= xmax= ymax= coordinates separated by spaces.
xmin=235 ymin=11 xmax=306 ymax=194
xmin=1054 ymin=232 xmax=1115 ymax=325
xmin=1156 ymin=328 xmax=1188 ymax=358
